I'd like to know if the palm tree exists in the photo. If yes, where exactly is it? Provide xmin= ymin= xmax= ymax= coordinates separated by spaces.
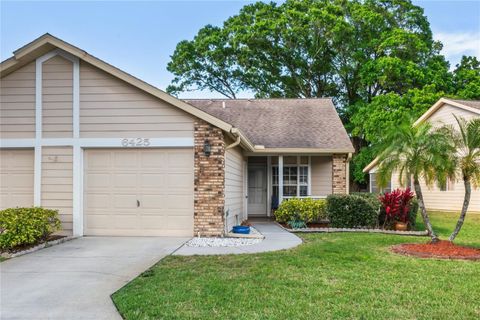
xmin=375 ymin=120 xmax=457 ymax=242
xmin=443 ymin=116 xmax=480 ymax=242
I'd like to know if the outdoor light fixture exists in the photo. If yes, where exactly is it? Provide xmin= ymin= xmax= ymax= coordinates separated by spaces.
xmin=203 ymin=140 xmax=211 ymax=157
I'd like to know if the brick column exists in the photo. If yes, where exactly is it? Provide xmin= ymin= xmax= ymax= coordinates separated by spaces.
xmin=332 ymin=154 xmax=347 ymax=194
xmin=194 ymin=119 xmax=225 ymax=236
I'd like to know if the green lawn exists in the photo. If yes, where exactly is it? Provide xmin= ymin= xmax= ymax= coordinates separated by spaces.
xmin=112 ymin=212 xmax=480 ymax=319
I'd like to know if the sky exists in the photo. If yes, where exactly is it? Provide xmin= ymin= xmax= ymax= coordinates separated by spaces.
xmin=1 ymin=0 xmax=479 ymax=99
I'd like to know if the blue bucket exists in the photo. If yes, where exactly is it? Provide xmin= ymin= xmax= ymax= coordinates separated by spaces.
xmin=232 ymin=225 xmax=250 ymax=234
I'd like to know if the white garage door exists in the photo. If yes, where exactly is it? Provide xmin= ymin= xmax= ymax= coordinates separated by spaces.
xmin=0 ymin=149 xmax=34 ymax=209
xmin=83 ymin=148 xmax=194 ymax=236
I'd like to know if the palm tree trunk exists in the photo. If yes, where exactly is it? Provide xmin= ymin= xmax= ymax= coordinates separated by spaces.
xmin=413 ymin=178 xmax=439 ymax=242
xmin=449 ymin=178 xmax=471 ymax=242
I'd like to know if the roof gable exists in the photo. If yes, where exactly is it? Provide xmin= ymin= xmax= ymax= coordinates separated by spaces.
xmin=0 ymin=33 xmax=233 ymax=133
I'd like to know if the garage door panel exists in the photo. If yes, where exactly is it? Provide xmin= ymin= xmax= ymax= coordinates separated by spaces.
xmin=167 ymin=173 xmax=193 ymax=189
xmin=139 ymin=174 xmax=166 ymax=188
xmin=114 ymin=215 xmax=140 ymax=229
xmin=86 ymin=152 xmax=111 ymax=169
xmin=84 ymin=148 xmax=194 ymax=236
xmin=85 ymin=193 xmax=110 ymax=208
xmin=167 ymin=151 xmax=193 ymax=167
xmin=86 ymin=214 xmax=111 ymax=229
xmin=140 ymin=151 xmax=167 ymax=168
xmin=113 ymin=194 xmax=137 ymax=209
xmin=113 ymin=173 xmax=137 ymax=188
xmin=85 ymin=173 xmax=111 ymax=188
xmin=0 ymin=149 xmax=34 ymax=209
xmin=113 ymin=152 xmax=137 ymax=168
xmin=165 ymin=216 xmax=194 ymax=230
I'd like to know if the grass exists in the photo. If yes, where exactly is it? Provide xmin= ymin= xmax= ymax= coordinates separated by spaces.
xmin=112 ymin=212 xmax=480 ymax=319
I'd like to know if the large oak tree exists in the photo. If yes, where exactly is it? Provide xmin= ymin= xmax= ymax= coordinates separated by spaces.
xmin=167 ymin=0 xmax=480 ymax=186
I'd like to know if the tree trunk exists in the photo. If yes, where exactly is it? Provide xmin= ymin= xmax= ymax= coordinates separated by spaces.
xmin=449 ymin=178 xmax=471 ymax=242
xmin=413 ymin=178 xmax=439 ymax=242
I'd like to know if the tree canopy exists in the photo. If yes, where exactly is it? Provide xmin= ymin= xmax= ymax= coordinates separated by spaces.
xmin=167 ymin=0 xmax=480 ymax=187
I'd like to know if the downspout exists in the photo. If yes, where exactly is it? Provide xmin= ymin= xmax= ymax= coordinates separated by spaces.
xmin=226 ymin=128 xmax=241 ymax=150
xmin=346 ymin=153 xmax=352 ymax=194
xmin=224 ymin=128 xmax=241 ymax=233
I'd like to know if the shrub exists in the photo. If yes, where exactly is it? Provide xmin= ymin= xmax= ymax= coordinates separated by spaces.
xmin=274 ymin=198 xmax=327 ymax=224
xmin=0 ymin=207 xmax=61 ymax=251
xmin=326 ymin=194 xmax=379 ymax=228
xmin=351 ymin=192 xmax=381 ymax=212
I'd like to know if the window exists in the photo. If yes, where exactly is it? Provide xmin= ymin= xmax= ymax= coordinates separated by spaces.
xmin=272 ymin=157 xmax=309 ymax=197
xmin=370 ymin=173 xmax=378 ymax=193
xmin=439 ymin=178 xmax=454 ymax=191
xmin=370 ymin=172 xmax=391 ymax=193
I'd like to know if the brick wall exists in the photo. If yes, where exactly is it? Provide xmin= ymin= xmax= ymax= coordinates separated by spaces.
xmin=332 ymin=154 xmax=347 ymax=194
xmin=194 ymin=119 xmax=225 ymax=236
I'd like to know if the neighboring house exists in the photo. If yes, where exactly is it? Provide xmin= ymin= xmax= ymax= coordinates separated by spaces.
xmin=364 ymin=98 xmax=480 ymax=213
xmin=0 ymin=34 xmax=354 ymax=237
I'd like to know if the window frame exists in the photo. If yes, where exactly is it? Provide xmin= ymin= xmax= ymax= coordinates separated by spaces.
xmin=272 ymin=156 xmax=310 ymax=198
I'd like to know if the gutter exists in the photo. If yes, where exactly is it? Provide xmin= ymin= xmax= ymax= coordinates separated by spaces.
xmin=226 ymin=129 xmax=241 ymax=150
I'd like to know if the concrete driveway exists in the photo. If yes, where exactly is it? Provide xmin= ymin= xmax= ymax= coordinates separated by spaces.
xmin=0 ymin=236 xmax=188 ymax=320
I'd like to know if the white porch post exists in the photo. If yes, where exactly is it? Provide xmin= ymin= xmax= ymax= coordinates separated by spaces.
xmin=267 ymin=156 xmax=272 ymax=216
xmin=308 ymin=156 xmax=312 ymax=196
xmin=278 ymin=155 xmax=283 ymax=204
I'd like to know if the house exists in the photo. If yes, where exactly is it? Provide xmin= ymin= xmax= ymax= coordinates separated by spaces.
xmin=0 ymin=34 xmax=354 ymax=237
xmin=363 ymin=98 xmax=480 ymax=213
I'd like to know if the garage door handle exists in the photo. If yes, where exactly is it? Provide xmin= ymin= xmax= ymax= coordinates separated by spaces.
xmin=137 ymin=200 xmax=140 ymax=207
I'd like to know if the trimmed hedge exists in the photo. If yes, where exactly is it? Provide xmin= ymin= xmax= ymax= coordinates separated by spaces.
xmin=274 ymin=198 xmax=327 ymax=224
xmin=326 ymin=194 xmax=379 ymax=228
xmin=0 ymin=207 xmax=61 ymax=251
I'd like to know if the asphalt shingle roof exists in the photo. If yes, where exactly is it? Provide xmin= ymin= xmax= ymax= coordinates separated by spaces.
xmin=185 ymin=98 xmax=354 ymax=151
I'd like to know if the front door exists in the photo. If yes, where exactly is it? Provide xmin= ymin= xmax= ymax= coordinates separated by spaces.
xmin=248 ymin=165 xmax=267 ymax=216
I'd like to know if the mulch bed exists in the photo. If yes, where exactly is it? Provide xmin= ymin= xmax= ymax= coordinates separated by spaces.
xmin=392 ymin=240 xmax=480 ymax=261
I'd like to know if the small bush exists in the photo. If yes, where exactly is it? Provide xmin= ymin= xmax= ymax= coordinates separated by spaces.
xmin=351 ymin=192 xmax=381 ymax=212
xmin=326 ymin=194 xmax=379 ymax=228
xmin=274 ymin=198 xmax=327 ymax=224
xmin=0 ymin=207 xmax=61 ymax=251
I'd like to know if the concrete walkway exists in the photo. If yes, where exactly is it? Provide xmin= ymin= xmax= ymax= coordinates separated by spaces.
xmin=174 ymin=221 xmax=302 ymax=255
xmin=1 ymin=236 xmax=188 ymax=320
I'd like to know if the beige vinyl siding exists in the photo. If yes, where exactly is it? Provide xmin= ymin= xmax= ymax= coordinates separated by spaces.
xmin=225 ymin=145 xmax=246 ymax=230
xmin=311 ymin=156 xmax=332 ymax=196
xmin=419 ymin=179 xmax=480 ymax=213
xmin=422 ymin=103 xmax=480 ymax=213
xmin=0 ymin=62 xmax=36 ymax=138
xmin=0 ymin=149 xmax=34 ymax=209
xmin=79 ymin=61 xmax=195 ymax=138
xmin=427 ymin=103 xmax=477 ymax=127
xmin=42 ymin=56 xmax=73 ymax=138
xmin=41 ymin=147 xmax=73 ymax=235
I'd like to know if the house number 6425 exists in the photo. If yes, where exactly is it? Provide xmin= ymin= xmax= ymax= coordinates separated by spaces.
xmin=121 ymin=138 xmax=151 ymax=147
